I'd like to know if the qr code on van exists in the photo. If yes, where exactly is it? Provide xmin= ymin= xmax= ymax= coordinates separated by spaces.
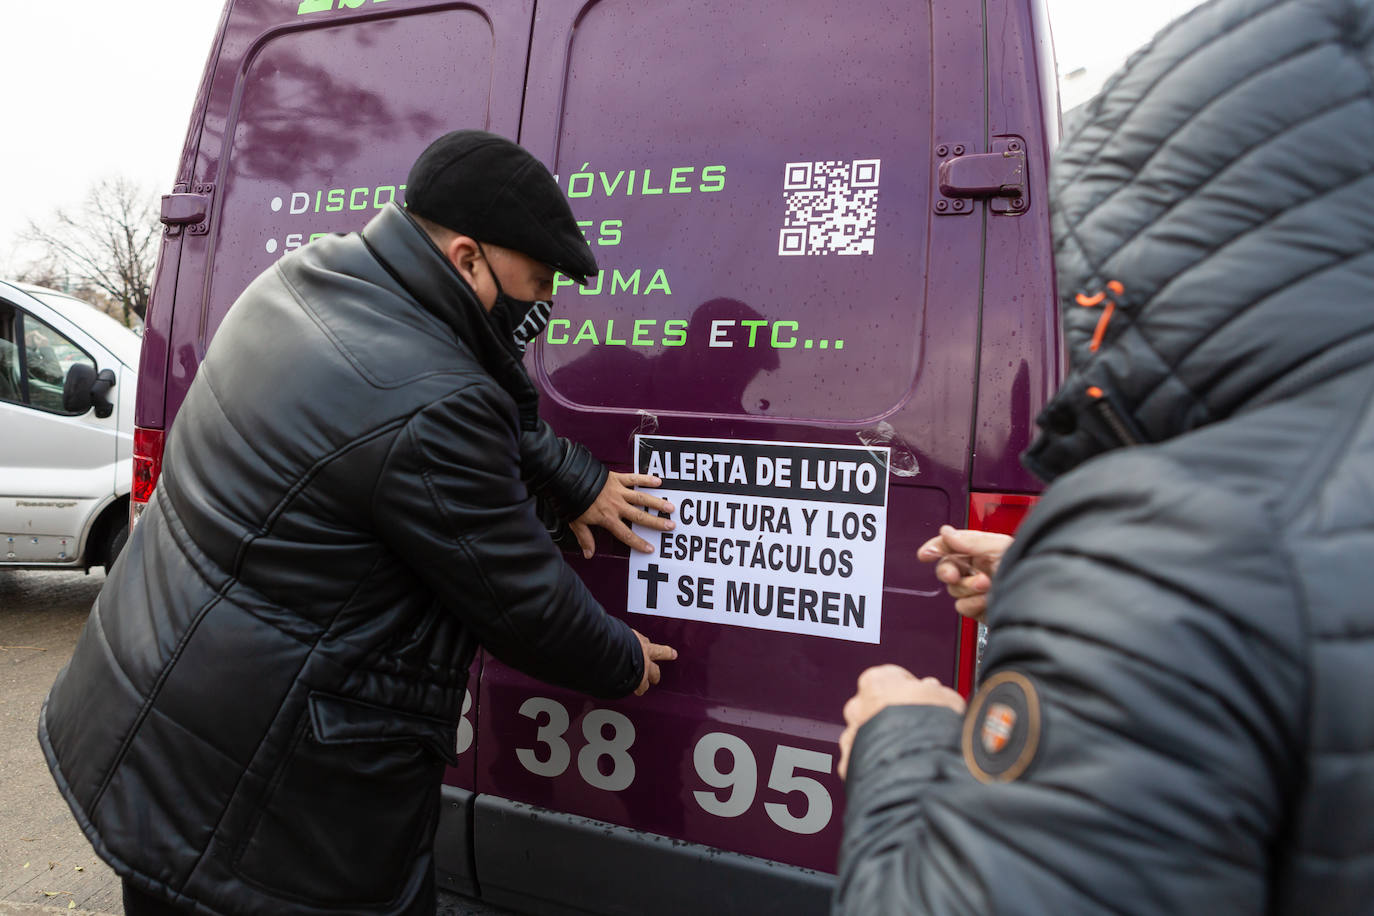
xmin=779 ymin=159 xmax=880 ymax=256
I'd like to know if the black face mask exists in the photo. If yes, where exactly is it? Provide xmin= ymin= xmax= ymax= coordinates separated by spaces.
xmin=479 ymin=243 xmax=552 ymax=355
xmin=492 ymin=293 xmax=552 ymax=354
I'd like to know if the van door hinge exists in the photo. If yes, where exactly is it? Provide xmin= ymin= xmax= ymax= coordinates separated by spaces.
xmin=933 ymin=137 xmax=1027 ymax=216
xmin=160 ymin=183 xmax=213 ymax=236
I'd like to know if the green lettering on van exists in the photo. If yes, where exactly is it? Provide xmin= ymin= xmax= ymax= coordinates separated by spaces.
xmin=546 ymin=319 xmax=571 ymax=345
xmin=611 ymin=270 xmax=640 ymax=295
xmin=555 ymin=164 xmax=724 ymax=198
xmin=539 ymin=316 xmax=834 ymax=351
xmin=297 ymin=0 xmax=391 ymax=15
xmin=643 ymin=269 xmax=672 ymax=295
xmin=572 ymin=320 xmax=600 ymax=346
xmin=770 ymin=321 xmax=799 ymax=349
xmin=632 ymin=319 xmax=657 ymax=346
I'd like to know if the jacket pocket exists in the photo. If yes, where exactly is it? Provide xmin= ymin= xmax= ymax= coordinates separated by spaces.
xmin=233 ymin=692 xmax=455 ymax=907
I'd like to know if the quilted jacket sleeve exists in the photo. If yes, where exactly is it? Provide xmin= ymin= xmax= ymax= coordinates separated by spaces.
xmin=834 ymin=450 xmax=1306 ymax=915
xmin=519 ymin=417 xmax=608 ymax=522
xmin=373 ymin=380 xmax=642 ymax=698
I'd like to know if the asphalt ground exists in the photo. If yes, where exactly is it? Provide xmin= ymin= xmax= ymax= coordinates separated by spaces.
xmin=0 ymin=569 xmax=114 ymax=914
xmin=0 ymin=569 xmax=508 ymax=916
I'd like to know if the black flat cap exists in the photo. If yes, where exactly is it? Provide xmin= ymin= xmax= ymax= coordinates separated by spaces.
xmin=406 ymin=130 xmax=598 ymax=284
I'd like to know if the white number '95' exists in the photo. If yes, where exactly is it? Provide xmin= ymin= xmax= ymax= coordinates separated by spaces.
xmin=510 ymin=698 xmax=834 ymax=834
xmin=693 ymin=732 xmax=833 ymax=835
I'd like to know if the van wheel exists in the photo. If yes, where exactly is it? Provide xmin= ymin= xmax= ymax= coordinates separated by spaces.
xmin=103 ymin=521 xmax=129 ymax=573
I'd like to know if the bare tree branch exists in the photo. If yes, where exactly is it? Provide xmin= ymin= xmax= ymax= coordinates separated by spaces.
xmin=22 ymin=177 xmax=160 ymax=327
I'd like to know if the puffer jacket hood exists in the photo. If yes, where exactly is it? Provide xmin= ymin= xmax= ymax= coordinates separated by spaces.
xmin=1025 ymin=0 xmax=1374 ymax=481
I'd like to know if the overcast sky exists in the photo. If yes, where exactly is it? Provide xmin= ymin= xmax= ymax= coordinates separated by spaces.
xmin=0 ymin=0 xmax=1207 ymax=273
xmin=1050 ymin=0 xmax=1212 ymax=109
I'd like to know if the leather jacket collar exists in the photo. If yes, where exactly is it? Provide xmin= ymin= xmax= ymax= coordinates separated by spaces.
xmin=359 ymin=203 xmax=540 ymax=430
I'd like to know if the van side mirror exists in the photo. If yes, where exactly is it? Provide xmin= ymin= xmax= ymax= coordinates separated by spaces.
xmin=62 ymin=364 xmax=117 ymax=418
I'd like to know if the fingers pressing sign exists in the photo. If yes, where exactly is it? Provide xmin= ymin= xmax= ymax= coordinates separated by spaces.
xmin=633 ymin=628 xmax=678 ymax=696
xmin=571 ymin=472 xmax=676 ymax=559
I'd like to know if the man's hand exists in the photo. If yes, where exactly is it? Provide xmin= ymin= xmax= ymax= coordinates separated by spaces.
xmin=916 ymin=525 xmax=1014 ymax=623
xmin=633 ymin=629 xmax=678 ymax=696
xmin=570 ymin=473 xmax=676 ymax=559
xmin=838 ymin=665 xmax=966 ymax=780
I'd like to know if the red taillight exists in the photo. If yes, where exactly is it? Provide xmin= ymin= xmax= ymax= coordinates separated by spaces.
xmin=954 ymin=492 xmax=1040 ymax=698
xmin=130 ymin=426 xmax=165 ymax=527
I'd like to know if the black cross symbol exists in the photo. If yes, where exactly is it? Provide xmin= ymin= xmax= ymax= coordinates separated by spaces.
xmin=636 ymin=563 xmax=669 ymax=609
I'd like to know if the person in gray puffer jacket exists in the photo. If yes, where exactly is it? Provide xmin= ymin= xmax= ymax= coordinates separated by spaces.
xmin=833 ymin=0 xmax=1374 ymax=912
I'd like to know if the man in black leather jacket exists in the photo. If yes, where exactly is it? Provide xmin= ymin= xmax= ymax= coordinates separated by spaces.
xmin=834 ymin=0 xmax=1374 ymax=912
xmin=39 ymin=131 xmax=676 ymax=915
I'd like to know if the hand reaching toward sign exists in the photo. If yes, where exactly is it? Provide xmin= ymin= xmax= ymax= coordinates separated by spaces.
xmin=633 ymin=629 xmax=678 ymax=696
xmin=916 ymin=525 xmax=1013 ymax=623
xmin=571 ymin=472 xmax=676 ymax=559
xmin=837 ymin=665 xmax=966 ymax=780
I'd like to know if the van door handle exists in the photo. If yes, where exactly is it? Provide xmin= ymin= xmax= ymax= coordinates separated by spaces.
xmin=159 ymin=183 xmax=214 ymax=236
xmin=934 ymin=138 xmax=1028 ymax=215
xmin=160 ymin=193 xmax=208 ymax=225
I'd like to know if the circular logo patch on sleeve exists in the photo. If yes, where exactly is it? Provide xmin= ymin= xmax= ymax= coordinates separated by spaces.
xmin=961 ymin=670 xmax=1042 ymax=783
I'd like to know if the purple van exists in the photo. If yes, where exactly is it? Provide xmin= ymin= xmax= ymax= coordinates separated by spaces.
xmin=136 ymin=0 xmax=1060 ymax=910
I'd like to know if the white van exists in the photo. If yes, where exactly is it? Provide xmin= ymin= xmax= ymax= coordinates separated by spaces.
xmin=0 ymin=281 xmax=139 ymax=572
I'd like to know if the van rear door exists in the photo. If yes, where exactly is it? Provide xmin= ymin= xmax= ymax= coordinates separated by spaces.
xmin=470 ymin=0 xmax=1005 ymax=907
xmin=144 ymin=0 xmax=536 ymax=428
xmin=139 ymin=0 xmax=540 ymax=819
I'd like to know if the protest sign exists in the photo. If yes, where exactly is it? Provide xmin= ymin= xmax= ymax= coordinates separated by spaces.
xmin=628 ymin=435 xmax=890 ymax=644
